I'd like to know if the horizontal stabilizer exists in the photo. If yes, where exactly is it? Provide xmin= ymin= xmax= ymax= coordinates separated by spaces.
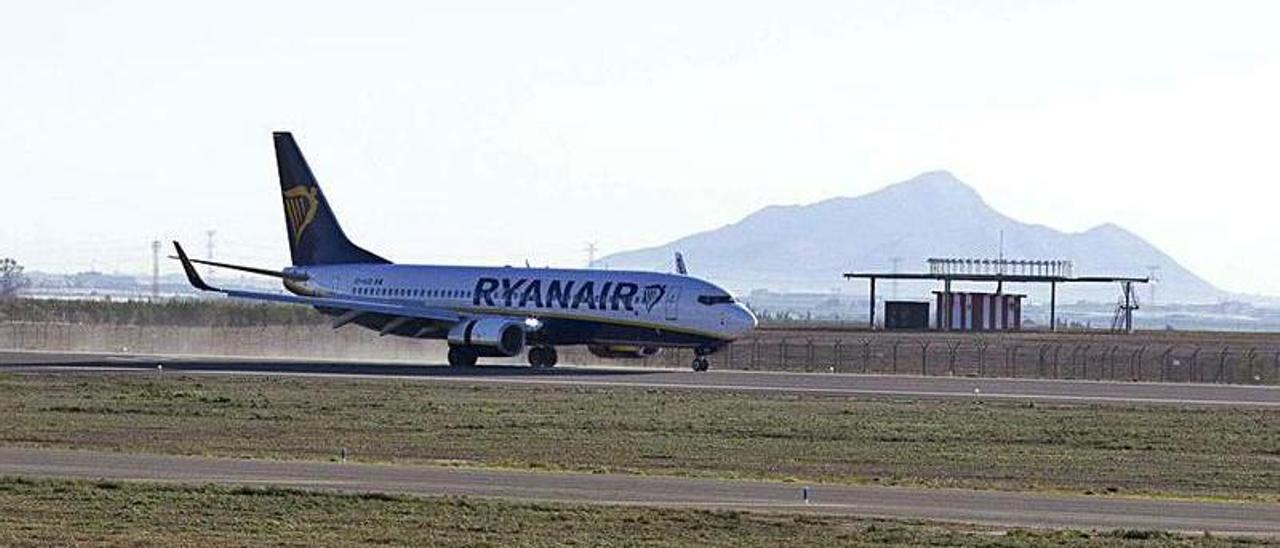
xmin=171 ymin=241 xmax=461 ymax=325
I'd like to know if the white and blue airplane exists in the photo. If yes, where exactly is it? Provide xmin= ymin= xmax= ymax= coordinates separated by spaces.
xmin=174 ymin=132 xmax=756 ymax=370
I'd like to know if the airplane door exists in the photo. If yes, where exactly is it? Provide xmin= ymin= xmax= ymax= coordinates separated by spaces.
xmin=664 ymin=287 xmax=681 ymax=321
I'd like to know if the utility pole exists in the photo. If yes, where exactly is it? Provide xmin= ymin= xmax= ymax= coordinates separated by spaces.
xmin=890 ymin=257 xmax=902 ymax=300
xmin=151 ymin=240 xmax=160 ymax=300
xmin=205 ymin=230 xmax=216 ymax=278
xmin=1146 ymin=265 xmax=1160 ymax=306
xmin=584 ymin=241 xmax=598 ymax=269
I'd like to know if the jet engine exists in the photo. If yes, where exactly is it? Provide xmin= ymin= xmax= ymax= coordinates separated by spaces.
xmin=587 ymin=345 xmax=662 ymax=359
xmin=448 ymin=317 xmax=526 ymax=357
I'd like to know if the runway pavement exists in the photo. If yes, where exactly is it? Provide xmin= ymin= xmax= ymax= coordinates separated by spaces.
xmin=0 ymin=446 xmax=1276 ymax=535
xmin=2 ymin=350 xmax=1276 ymax=407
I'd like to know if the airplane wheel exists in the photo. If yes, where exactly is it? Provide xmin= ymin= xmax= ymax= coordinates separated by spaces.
xmin=448 ymin=347 xmax=478 ymax=367
xmin=691 ymin=357 xmax=710 ymax=372
xmin=544 ymin=346 xmax=558 ymax=367
xmin=528 ymin=346 xmax=558 ymax=368
xmin=527 ymin=347 xmax=544 ymax=368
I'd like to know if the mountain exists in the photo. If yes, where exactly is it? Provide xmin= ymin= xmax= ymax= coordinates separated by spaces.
xmin=599 ymin=171 xmax=1223 ymax=304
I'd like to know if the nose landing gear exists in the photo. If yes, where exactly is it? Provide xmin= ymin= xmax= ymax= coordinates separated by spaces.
xmin=690 ymin=345 xmax=714 ymax=372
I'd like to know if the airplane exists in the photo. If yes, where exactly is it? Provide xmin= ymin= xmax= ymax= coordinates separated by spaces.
xmin=172 ymin=132 xmax=757 ymax=371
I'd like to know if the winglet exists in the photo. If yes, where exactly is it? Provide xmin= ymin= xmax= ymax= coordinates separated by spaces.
xmin=173 ymin=241 xmax=216 ymax=292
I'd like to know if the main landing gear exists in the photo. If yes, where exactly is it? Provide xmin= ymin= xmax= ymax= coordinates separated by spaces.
xmin=447 ymin=346 xmax=478 ymax=368
xmin=691 ymin=346 xmax=712 ymax=372
xmin=528 ymin=346 xmax=559 ymax=368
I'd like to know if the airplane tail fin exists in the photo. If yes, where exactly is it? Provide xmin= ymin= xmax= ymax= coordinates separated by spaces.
xmin=274 ymin=132 xmax=389 ymax=266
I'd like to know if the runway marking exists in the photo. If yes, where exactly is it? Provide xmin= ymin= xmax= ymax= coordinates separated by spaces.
xmin=16 ymin=365 xmax=1278 ymax=407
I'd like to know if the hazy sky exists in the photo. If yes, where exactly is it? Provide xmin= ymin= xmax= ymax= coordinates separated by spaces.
xmin=3 ymin=1 xmax=1278 ymax=294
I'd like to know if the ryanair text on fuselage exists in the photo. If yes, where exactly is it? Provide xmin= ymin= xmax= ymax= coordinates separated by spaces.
xmin=359 ymin=276 xmax=666 ymax=313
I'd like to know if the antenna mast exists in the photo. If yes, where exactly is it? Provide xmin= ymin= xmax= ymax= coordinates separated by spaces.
xmin=584 ymin=242 xmax=598 ymax=269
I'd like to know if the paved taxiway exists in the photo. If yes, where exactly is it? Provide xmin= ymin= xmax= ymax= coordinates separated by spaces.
xmin=0 ymin=446 xmax=1276 ymax=535
xmin=1 ymin=350 xmax=1276 ymax=407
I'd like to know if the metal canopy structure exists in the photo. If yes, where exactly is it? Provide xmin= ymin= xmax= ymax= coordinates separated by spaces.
xmin=844 ymin=263 xmax=1149 ymax=332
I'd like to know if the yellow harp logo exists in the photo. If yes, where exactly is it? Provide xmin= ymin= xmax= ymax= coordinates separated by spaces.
xmin=283 ymin=185 xmax=319 ymax=245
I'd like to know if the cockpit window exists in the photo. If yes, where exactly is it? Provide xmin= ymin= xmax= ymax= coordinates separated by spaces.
xmin=697 ymin=295 xmax=734 ymax=306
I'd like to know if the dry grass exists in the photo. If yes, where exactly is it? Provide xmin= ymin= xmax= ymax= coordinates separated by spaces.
xmin=0 ymin=372 xmax=1276 ymax=501
xmin=0 ymin=477 xmax=1267 ymax=547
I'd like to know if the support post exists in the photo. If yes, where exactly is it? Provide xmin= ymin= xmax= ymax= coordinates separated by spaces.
xmin=942 ymin=279 xmax=952 ymax=331
xmin=1124 ymin=282 xmax=1134 ymax=333
xmin=869 ymin=277 xmax=877 ymax=330
xmin=1049 ymin=281 xmax=1057 ymax=332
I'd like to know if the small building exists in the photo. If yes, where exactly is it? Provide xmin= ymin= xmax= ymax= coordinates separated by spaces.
xmin=933 ymin=291 xmax=1024 ymax=331
xmin=884 ymin=301 xmax=930 ymax=330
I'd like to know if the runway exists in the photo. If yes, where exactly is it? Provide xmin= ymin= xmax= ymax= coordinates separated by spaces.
xmin=0 ymin=446 xmax=1276 ymax=535
xmin=2 ymin=350 xmax=1276 ymax=407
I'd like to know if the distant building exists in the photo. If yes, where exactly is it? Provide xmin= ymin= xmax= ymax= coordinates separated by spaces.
xmin=884 ymin=301 xmax=930 ymax=330
xmin=933 ymin=291 xmax=1024 ymax=331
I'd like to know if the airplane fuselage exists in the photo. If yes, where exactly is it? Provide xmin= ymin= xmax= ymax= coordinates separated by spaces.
xmin=289 ymin=263 xmax=757 ymax=349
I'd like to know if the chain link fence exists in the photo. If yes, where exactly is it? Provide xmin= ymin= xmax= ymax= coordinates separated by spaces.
xmin=3 ymin=321 xmax=1277 ymax=385
xmin=606 ymin=332 xmax=1280 ymax=385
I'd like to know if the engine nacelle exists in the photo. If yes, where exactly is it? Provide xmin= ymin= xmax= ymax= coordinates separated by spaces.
xmin=587 ymin=345 xmax=662 ymax=360
xmin=448 ymin=318 xmax=526 ymax=357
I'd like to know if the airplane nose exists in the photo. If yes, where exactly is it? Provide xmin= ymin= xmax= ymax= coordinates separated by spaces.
xmin=731 ymin=304 xmax=758 ymax=337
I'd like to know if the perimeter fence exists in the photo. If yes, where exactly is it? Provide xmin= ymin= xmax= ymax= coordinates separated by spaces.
xmin=3 ymin=321 xmax=1278 ymax=386
xmin=631 ymin=333 xmax=1280 ymax=385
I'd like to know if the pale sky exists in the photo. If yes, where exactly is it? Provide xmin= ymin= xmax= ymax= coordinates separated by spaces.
xmin=3 ymin=1 xmax=1278 ymax=294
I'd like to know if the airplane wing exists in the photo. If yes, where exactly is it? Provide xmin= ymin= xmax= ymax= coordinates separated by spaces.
xmin=172 ymin=242 xmax=462 ymax=327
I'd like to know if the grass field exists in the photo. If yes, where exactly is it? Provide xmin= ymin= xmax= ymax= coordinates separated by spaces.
xmin=1 ymin=372 xmax=1276 ymax=502
xmin=0 ymin=477 xmax=1266 ymax=547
